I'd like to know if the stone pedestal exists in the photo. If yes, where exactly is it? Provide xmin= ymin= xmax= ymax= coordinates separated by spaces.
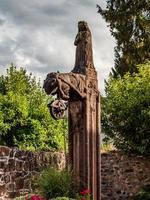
xmin=68 ymin=68 xmax=100 ymax=200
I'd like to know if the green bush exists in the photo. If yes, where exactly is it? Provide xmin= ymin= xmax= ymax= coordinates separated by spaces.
xmin=37 ymin=167 xmax=75 ymax=199
xmin=131 ymin=185 xmax=150 ymax=200
xmin=0 ymin=64 xmax=67 ymax=150
xmin=102 ymin=62 xmax=150 ymax=155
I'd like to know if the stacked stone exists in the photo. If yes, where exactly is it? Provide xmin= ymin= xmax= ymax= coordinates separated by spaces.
xmin=0 ymin=146 xmax=66 ymax=200
xmin=1 ymin=146 xmax=150 ymax=200
xmin=101 ymin=151 xmax=150 ymax=200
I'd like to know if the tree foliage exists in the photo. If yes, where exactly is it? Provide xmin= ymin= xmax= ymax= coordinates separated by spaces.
xmin=102 ymin=62 xmax=150 ymax=154
xmin=97 ymin=0 xmax=150 ymax=77
xmin=0 ymin=65 xmax=67 ymax=151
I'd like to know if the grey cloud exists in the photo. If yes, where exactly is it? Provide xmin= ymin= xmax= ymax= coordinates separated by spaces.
xmin=0 ymin=0 xmax=115 ymax=94
xmin=0 ymin=0 xmax=70 ymax=27
xmin=0 ymin=18 xmax=5 ymax=26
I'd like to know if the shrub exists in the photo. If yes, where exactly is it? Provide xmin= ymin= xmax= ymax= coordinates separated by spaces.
xmin=102 ymin=63 xmax=150 ymax=154
xmin=0 ymin=64 xmax=67 ymax=150
xmin=131 ymin=185 xmax=150 ymax=200
xmin=36 ymin=167 xmax=75 ymax=199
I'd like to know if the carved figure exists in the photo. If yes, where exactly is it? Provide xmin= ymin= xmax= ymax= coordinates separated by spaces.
xmin=72 ymin=21 xmax=94 ymax=74
xmin=43 ymin=72 xmax=86 ymax=100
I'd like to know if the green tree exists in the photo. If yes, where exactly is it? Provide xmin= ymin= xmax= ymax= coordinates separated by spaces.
xmin=0 ymin=64 xmax=67 ymax=151
xmin=102 ymin=62 xmax=150 ymax=154
xmin=97 ymin=0 xmax=150 ymax=77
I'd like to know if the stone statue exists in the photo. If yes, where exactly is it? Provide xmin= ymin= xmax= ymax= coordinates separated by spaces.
xmin=72 ymin=21 xmax=94 ymax=75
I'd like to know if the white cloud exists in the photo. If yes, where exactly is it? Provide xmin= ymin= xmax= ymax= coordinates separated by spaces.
xmin=0 ymin=0 xmax=115 ymax=95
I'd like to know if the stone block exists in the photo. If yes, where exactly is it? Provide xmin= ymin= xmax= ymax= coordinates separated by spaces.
xmin=19 ymin=188 xmax=30 ymax=196
xmin=0 ymin=185 xmax=6 ymax=196
xmin=6 ymin=159 xmax=16 ymax=172
xmin=16 ymin=160 xmax=24 ymax=171
xmin=0 ymin=161 xmax=5 ymax=169
xmin=15 ymin=178 xmax=24 ymax=190
xmin=0 ymin=173 xmax=5 ymax=185
xmin=6 ymin=191 xmax=16 ymax=198
xmin=23 ymin=161 xmax=29 ymax=171
xmin=23 ymin=179 xmax=31 ymax=190
xmin=14 ymin=150 xmax=22 ymax=159
xmin=10 ymin=172 xmax=21 ymax=182
xmin=4 ymin=174 xmax=10 ymax=184
xmin=6 ymin=182 xmax=15 ymax=193
xmin=0 ymin=147 xmax=11 ymax=157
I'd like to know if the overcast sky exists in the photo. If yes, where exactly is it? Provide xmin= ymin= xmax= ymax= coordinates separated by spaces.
xmin=0 ymin=0 xmax=115 ymax=94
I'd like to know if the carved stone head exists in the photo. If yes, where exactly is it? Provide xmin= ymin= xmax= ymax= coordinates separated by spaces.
xmin=43 ymin=72 xmax=70 ymax=100
xmin=78 ymin=21 xmax=88 ymax=31
xmin=43 ymin=73 xmax=58 ymax=95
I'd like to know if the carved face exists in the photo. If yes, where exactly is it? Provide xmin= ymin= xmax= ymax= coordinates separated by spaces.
xmin=78 ymin=21 xmax=88 ymax=31
xmin=43 ymin=73 xmax=58 ymax=95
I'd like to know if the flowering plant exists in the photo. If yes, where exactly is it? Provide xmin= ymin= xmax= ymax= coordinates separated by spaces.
xmin=25 ymin=194 xmax=46 ymax=200
xmin=78 ymin=189 xmax=91 ymax=200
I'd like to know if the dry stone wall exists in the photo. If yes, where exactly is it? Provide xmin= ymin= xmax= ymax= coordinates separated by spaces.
xmin=0 ymin=147 xmax=150 ymax=200
xmin=0 ymin=146 xmax=66 ymax=200
xmin=101 ymin=151 xmax=150 ymax=200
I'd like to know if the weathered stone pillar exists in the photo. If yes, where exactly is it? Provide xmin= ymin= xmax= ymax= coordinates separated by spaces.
xmin=43 ymin=21 xmax=100 ymax=200
xmin=69 ymin=21 xmax=100 ymax=200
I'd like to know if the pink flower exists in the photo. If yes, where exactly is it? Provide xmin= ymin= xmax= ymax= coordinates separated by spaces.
xmin=31 ymin=195 xmax=45 ymax=200
xmin=31 ymin=195 xmax=40 ymax=200
xmin=80 ymin=188 xmax=91 ymax=195
xmin=24 ymin=194 xmax=46 ymax=200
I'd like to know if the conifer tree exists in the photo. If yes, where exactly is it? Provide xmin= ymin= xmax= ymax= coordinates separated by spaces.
xmin=97 ymin=0 xmax=150 ymax=76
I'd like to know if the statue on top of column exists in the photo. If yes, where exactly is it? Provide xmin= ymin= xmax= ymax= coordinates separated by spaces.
xmin=72 ymin=21 xmax=95 ymax=75
xmin=43 ymin=21 xmax=96 ymax=118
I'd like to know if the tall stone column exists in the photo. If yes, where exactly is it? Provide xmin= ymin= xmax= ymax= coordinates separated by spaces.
xmin=68 ymin=21 xmax=100 ymax=200
xmin=43 ymin=21 xmax=101 ymax=200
